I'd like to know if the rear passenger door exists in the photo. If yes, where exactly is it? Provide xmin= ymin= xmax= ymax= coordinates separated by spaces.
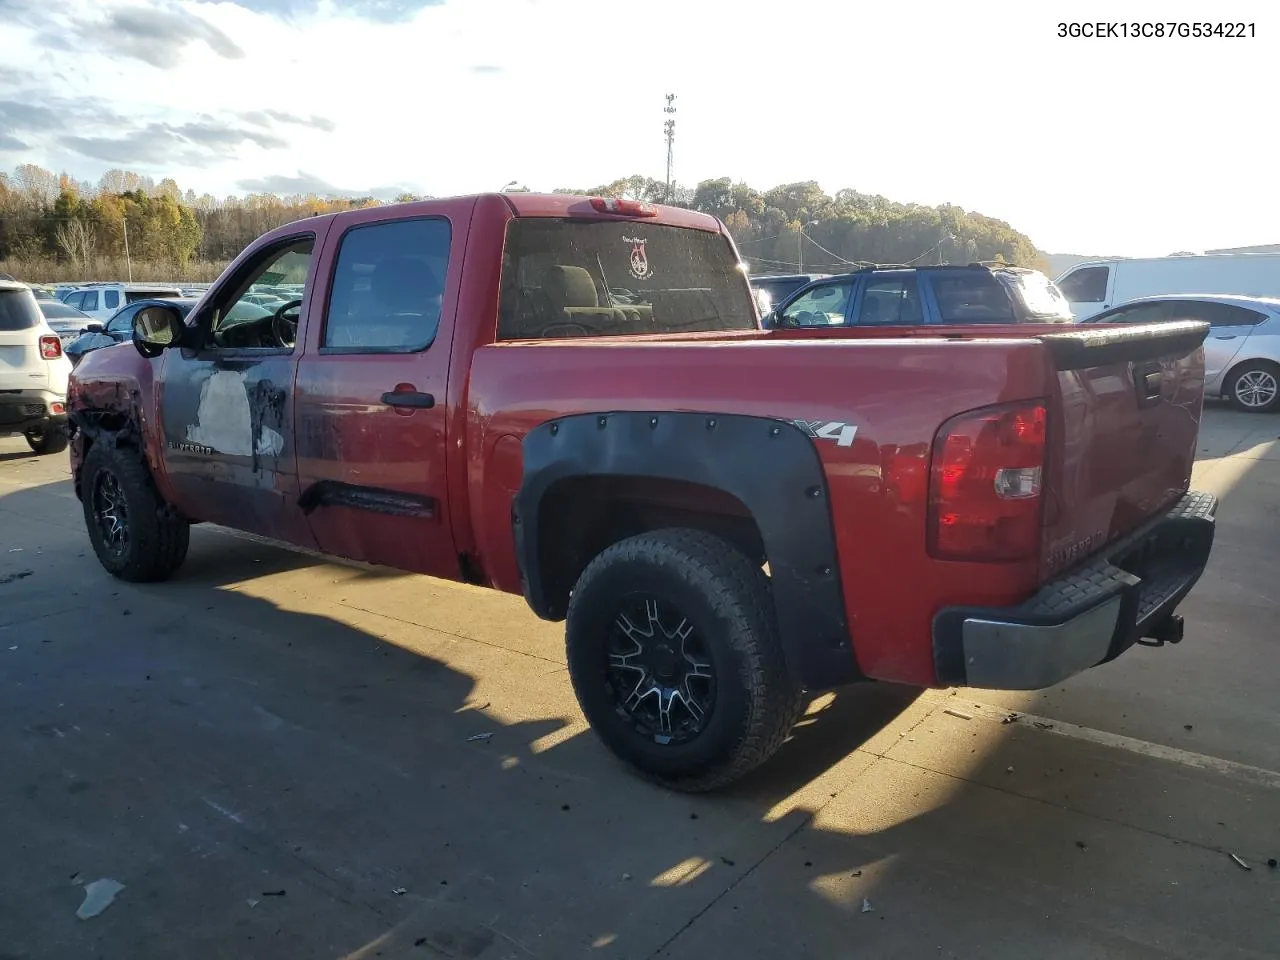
xmin=850 ymin=275 xmax=923 ymax=326
xmin=292 ymin=206 xmax=464 ymax=579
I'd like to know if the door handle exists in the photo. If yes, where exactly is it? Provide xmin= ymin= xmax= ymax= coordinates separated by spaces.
xmin=381 ymin=390 xmax=435 ymax=409
xmin=1213 ymin=335 xmax=1237 ymax=340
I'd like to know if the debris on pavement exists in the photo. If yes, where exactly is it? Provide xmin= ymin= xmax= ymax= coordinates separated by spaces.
xmin=1034 ymin=721 xmax=1054 ymax=730
xmin=851 ymin=869 xmax=862 ymax=878
xmin=262 ymin=889 xmax=287 ymax=897
xmin=861 ymin=898 xmax=874 ymax=914
xmin=1184 ymin=724 xmax=1193 ymax=731
xmin=943 ymin=708 xmax=972 ymax=720
xmin=76 ymin=878 xmax=125 ymax=920
xmin=466 ymin=732 xmax=494 ymax=742
xmin=622 ymin=873 xmax=632 ymax=881
xmin=246 ymin=898 xmax=260 ymax=908
xmin=1005 ymin=766 xmax=1015 ymax=774
xmin=1267 ymin=858 xmax=1277 ymax=869
xmin=1001 ymin=713 xmax=1020 ymax=725
xmin=0 ymin=570 xmax=34 ymax=585
xmin=1230 ymin=854 xmax=1252 ymax=871
xmin=1075 ymin=841 xmax=1088 ymax=850
xmin=720 ymin=857 xmax=736 ymax=867
xmin=392 ymin=887 xmax=407 ymax=895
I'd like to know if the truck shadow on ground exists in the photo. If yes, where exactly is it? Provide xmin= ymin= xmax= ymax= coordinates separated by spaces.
xmin=0 ymin=475 xmax=1274 ymax=960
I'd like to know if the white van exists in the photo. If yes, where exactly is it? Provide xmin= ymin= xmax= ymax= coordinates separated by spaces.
xmin=59 ymin=283 xmax=184 ymax=323
xmin=1056 ymin=254 xmax=1280 ymax=320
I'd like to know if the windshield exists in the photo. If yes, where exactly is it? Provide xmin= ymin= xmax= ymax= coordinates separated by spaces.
xmin=497 ymin=219 xmax=756 ymax=340
xmin=1002 ymin=271 xmax=1075 ymax=322
xmin=125 ymin=289 xmax=183 ymax=304
xmin=0 ymin=289 xmax=41 ymax=331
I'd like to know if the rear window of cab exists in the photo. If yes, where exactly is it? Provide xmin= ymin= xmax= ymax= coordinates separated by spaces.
xmin=497 ymin=219 xmax=757 ymax=341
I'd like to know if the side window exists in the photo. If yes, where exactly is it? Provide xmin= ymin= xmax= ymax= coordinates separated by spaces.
xmin=1058 ymin=266 xmax=1109 ymax=303
xmin=1183 ymin=302 xmax=1267 ymax=327
xmin=107 ymin=304 xmax=138 ymax=335
xmin=207 ymin=237 xmax=314 ymax=350
xmin=324 ymin=218 xmax=451 ymax=351
xmin=64 ymin=292 xmax=83 ymax=309
xmin=930 ymin=273 xmax=1015 ymax=323
xmin=779 ymin=281 xmax=853 ymax=327
xmin=857 ymin=278 xmax=923 ymax=325
xmin=104 ymin=289 xmax=120 ymax=310
xmin=1098 ymin=303 xmax=1166 ymax=324
xmin=81 ymin=290 xmax=99 ymax=311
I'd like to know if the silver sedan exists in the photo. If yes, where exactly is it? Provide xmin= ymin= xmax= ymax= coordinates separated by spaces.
xmin=1084 ymin=294 xmax=1280 ymax=413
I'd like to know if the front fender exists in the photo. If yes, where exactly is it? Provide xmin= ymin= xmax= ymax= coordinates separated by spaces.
xmin=68 ymin=344 xmax=165 ymax=498
xmin=514 ymin=411 xmax=860 ymax=691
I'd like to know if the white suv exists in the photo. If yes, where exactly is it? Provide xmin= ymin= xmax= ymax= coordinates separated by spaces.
xmin=59 ymin=283 xmax=184 ymax=323
xmin=0 ymin=280 xmax=73 ymax=455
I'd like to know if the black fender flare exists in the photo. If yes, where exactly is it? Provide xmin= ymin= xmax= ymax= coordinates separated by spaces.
xmin=513 ymin=411 xmax=860 ymax=690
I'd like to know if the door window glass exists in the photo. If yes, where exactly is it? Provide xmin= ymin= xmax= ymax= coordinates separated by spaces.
xmin=81 ymin=290 xmax=99 ymax=311
xmin=778 ymin=281 xmax=853 ymax=327
xmin=858 ymin=277 xmax=923 ymax=325
xmin=324 ymin=218 xmax=452 ymax=351
xmin=208 ymin=238 xmax=313 ymax=350
xmin=1058 ymin=266 xmax=1109 ymax=302
xmin=104 ymin=289 xmax=119 ymax=310
xmin=107 ymin=304 xmax=139 ymax=336
xmin=1098 ymin=303 xmax=1167 ymax=324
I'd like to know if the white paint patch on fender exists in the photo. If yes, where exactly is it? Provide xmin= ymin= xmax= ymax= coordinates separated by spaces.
xmin=256 ymin=427 xmax=284 ymax=457
xmin=187 ymin=369 xmax=253 ymax=456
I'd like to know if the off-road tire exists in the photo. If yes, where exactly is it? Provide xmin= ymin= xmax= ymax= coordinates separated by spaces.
xmin=81 ymin=441 xmax=190 ymax=582
xmin=1226 ymin=360 xmax=1280 ymax=413
xmin=566 ymin=528 xmax=804 ymax=792
xmin=24 ymin=423 xmax=69 ymax=455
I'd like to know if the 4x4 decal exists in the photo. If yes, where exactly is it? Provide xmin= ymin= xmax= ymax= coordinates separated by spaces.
xmin=791 ymin=419 xmax=858 ymax=448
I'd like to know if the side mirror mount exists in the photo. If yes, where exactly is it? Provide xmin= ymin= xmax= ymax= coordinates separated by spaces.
xmin=85 ymin=323 xmax=104 ymax=334
xmin=132 ymin=304 xmax=186 ymax=359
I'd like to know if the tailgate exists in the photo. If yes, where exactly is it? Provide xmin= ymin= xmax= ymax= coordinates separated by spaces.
xmin=0 ymin=330 xmax=48 ymax=391
xmin=1037 ymin=320 xmax=1209 ymax=578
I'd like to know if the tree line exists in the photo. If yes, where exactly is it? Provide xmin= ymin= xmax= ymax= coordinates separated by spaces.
xmin=563 ymin=175 xmax=1045 ymax=273
xmin=1 ymin=163 xmax=1044 ymax=282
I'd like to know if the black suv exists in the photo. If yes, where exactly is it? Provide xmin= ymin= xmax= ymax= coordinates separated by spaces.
xmin=764 ymin=264 xmax=1074 ymax=328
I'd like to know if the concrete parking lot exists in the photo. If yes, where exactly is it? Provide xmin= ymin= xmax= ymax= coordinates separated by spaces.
xmin=1 ymin=406 xmax=1278 ymax=959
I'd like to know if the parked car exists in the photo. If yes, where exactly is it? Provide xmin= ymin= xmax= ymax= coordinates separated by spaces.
xmin=1057 ymin=253 xmax=1280 ymax=320
xmin=765 ymin=264 xmax=1074 ymax=328
xmin=58 ymin=283 xmax=185 ymax=322
xmin=68 ymin=193 xmax=1216 ymax=792
xmin=0 ymin=279 xmax=71 ymax=454
xmin=1083 ymin=294 xmax=1280 ymax=412
xmin=37 ymin=298 xmax=95 ymax=346
xmin=30 ymin=285 xmax=59 ymax=301
xmin=65 ymin=297 xmax=271 ymax=366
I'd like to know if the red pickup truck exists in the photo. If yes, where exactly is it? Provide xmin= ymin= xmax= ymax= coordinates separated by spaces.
xmin=67 ymin=193 xmax=1217 ymax=791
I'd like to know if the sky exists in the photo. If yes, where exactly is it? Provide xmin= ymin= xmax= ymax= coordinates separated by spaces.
xmin=0 ymin=0 xmax=1276 ymax=256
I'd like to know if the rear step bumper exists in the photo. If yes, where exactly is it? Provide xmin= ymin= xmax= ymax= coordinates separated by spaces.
xmin=932 ymin=491 xmax=1217 ymax=690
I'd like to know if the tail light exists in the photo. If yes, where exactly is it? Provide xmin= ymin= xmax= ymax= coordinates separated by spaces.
xmin=39 ymin=335 xmax=63 ymax=360
xmin=589 ymin=197 xmax=658 ymax=217
xmin=928 ymin=401 xmax=1047 ymax=562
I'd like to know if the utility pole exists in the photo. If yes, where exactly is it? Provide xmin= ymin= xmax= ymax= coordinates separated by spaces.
xmin=122 ymin=216 xmax=132 ymax=282
xmin=663 ymin=93 xmax=676 ymax=203
xmin=798 ymin=220 xmax=817 ymax=274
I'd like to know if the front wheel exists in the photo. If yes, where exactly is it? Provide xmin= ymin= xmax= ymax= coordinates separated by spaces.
xmin=24 ymin=422 xmax=68 ymax=455
xmin=565 ymin=529 xmax=803 ymax=792
xmin=81 ymin=442 xmax=190 ymax=582
xmin=1227 ymin=361 xmax=1280 ymax=413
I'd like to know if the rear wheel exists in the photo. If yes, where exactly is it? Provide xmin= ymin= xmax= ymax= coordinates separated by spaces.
xmin=1227 ymin=361 xmax=1280 ymax=413
xmin=565 ymin=529 xmax=803 ymax=792
xmin=24 ymin=422 xmax=68 ymax=455
xmin=81 ymin=442 xmax=190 ymax=582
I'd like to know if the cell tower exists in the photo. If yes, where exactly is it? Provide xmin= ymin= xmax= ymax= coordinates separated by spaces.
xmin=663 ymin=93 xmax=677 ymax=203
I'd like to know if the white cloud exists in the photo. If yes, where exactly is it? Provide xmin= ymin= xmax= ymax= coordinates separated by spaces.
xmin=0 ymin=0 xmax=1276 ymax=254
